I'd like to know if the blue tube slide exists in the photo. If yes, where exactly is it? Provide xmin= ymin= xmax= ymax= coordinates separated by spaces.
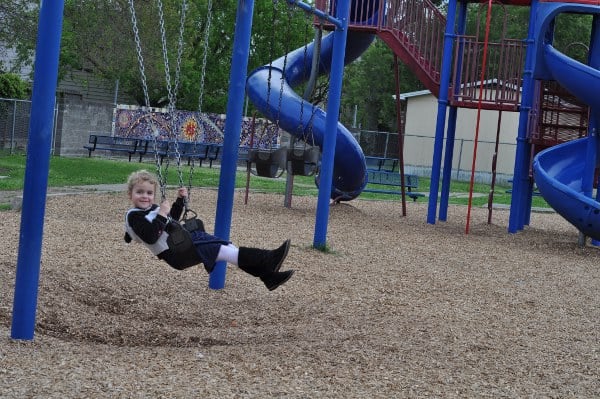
xmin=246 ymin=29 xmax=375 ymax=200
xmin=532 ymin=44 xmax=600 ymax=240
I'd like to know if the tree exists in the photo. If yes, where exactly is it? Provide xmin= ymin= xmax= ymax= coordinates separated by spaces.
xmin=341 ymin=38 xmax=424 ymax=131
xmin=0 ymin=1 xmax=38 ymax=75
xmin=0 ymin=73 xmax=30 ymax=99
xmin=58 ymin=1 xmax=316 ymax=112
xmin=553 ymin=13 xmax=593 ymax=63
xmin=0 ymin=1 xmax=315 ymax=112
xmin=463 ymin=2 xmax=592 ymax=63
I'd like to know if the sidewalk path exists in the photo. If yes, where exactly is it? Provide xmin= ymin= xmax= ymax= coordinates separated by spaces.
xmin=1 ymin=184 xmax=127 ymax=210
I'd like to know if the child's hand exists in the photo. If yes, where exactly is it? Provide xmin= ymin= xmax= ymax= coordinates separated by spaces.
xmin=159 ymin=199 xmax=171 ymax=217
xmin=177 ymin=187 xmax=188 ymax=198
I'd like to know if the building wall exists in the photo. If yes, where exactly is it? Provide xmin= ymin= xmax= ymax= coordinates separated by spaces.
xmin=403 ymin=92 xmax=519 ymax=177
xmin=0 ymin=44 xmax=32 ymax=79
xmin=58 ymin=70 xmax=134 ymax=105
xmin=54 ymin=97 xmax=114 ymax=156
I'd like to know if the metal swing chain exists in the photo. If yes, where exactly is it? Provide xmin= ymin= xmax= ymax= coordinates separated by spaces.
xmin=156 ymin=0 xmax=190 ymax=209
xmin=298 ymin=20 xmax=318 ymax=150
xmin=262 ymin=2 xmax=292 ymax=151
xmin=128 ymin=0 xmax=169 ymax=200
xmin=197 ymin=0 xmax=212 ymax=116
xmin=157 ymin=0 xmax=186 ymax=111
xmin=305 ymin=22 xmax=324 ymax=148
xmin=296 ymin=16 xmax=310 ymax=145
xmin=128 ymin=2 xmax=151 ymax=108
xmin=187 ymin=0 xmax=214 ymax=201
xmin=258 ymin=2 xmax=278 ymax=147
xmin=274 ymin=4 xmax=294 ymax=139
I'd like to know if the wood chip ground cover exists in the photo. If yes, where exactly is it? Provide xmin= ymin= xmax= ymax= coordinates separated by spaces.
xmin=1 ymin=189 xmax=598 ymax=398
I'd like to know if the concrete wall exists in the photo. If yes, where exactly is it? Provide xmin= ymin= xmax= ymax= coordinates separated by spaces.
xmin=54 ymin=96 xmax=114 ymax=156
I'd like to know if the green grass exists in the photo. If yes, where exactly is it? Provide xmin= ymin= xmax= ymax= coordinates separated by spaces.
xmin=0 ymin=153 xmax=550 ymax=208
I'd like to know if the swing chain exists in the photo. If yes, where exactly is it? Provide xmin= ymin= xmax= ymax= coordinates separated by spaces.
xmin=128 ymin=1 xmax=151 ymax=108
xmin=186 ymin=0 xmax=214 ymax=203
xmin=275 ymin=5 xmax=294 ymax=131
xmin=156 ymin=0 xmax=189 ymax=204
xmin=296 ymin=18 xmax=309 ymax=141
xmin=156 ymin=0 xmax=185 ymax=112
xmin=197 ymin=0 xmax=213 ymax=114
xmin=128 ymin=0 xmax=168 ymax=199
xmin=129 ymin=0 xmax=188 ymax=202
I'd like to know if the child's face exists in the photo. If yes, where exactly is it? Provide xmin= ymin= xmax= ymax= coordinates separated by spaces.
xmin=129 ymin=181 xmax=156 ymax=209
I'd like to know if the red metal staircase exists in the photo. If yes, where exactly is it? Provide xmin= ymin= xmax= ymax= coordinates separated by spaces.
xmin=315 ymin=0 xmax=527 ymax=110
xmin=315 ymin=0 xmax=445 ymax=95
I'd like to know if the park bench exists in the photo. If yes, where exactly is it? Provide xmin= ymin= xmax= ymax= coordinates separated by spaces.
xmin=137 ymin=140 xmax=215 ymax=166
xmin=505 ymin=179 xmax=542 ymax=197
xmin=136 ymin=139 xmax=167 ymax=163
xmin=177 ymin=142 xmax=210 ymax=166
xmin=84 ymin=134 xmax=139 ymax=162
xmin=206 ymin=144 xmax=222 ymax=168
xmin=365 ymin=156 xmax=399 ymax=172
xmin=363 ymin=170 xmax=425 ymax=201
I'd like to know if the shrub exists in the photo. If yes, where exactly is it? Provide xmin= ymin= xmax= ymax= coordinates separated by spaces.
xmin=0 ymin=73 xmax=30 ymax=99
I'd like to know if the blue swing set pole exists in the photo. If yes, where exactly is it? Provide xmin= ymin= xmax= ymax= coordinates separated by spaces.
xmin=508 ymin=0 xmax=539 ymax=233
xmin=11 ymin=0 xmax=65 ymax=340
xmin=209 ymin=0 xmax=255 ymax=290
xmin=438 ymin=0 xmax=468 ymax=222
xmin=427 ymin=0 xmax=458 ymax=224
xmin=313 ymin=0 xmax=350 ymax=248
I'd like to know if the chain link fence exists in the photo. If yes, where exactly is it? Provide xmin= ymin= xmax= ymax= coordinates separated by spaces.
xmin=0 ymin=97 xmax=60 ymax=154
xmin=0 ymin=98 xmax=32 ymax=153
xmin=357 ymin=129 xmax=518 ymax=184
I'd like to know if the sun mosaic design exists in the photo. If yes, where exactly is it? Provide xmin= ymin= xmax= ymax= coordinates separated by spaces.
xmin=114 ymin=106 xmax=281 ymax=148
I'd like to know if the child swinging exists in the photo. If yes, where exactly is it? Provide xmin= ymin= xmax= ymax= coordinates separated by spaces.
xmin=124 ymin=170 xmax=294 ymax=290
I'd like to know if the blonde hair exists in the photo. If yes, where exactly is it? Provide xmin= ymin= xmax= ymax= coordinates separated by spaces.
xmin=126 ymin=170 xmax=158 ymax=196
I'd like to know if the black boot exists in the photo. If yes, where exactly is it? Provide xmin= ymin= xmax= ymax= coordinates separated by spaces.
xmin=238 ymin=242 xmax=294 ymax=290
xmin=261 ymin=270 xmax=295 ymax=291
xmin=269 ymin=239 xmax=291 ymax=273
xmin=237 ymin=239 xmax=291 ymax=275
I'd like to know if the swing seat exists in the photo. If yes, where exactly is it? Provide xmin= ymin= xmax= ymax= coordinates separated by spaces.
xmin=165 ymin=221 xmax=202 ymax=270
xmin=249 ymin=147 xmax=288 ymax=178
xmin=287 ymin=146 xmax=320 ymax=176
xmin=163 ymin=209 xmax=206 ymax=270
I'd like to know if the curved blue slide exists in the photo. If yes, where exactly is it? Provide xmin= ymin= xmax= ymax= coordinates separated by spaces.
xmin=532 ymin=43 xmax=600 ymax=240
xmin=246 ymin=29 xmax=375 ymax=200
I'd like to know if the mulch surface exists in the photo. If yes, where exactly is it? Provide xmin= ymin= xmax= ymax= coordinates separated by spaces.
xmin=1 ymin=189 xmax=599 ymax=398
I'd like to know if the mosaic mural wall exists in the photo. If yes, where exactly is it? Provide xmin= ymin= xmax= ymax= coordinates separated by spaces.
xmin=113 ymin=105 xmax=281 ymax=148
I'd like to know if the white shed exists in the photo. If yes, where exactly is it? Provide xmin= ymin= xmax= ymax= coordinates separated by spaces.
xmin=400 ymin=87 xmax=520 ymax=182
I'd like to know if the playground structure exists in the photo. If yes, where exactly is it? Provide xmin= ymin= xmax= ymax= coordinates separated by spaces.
xmin=304 ymin=0 xmax=598 ymax=241
xmin=10 ymin=0 xmax=600 ymax=340
xmin=244 ymin=0 xmax=599 ymax=240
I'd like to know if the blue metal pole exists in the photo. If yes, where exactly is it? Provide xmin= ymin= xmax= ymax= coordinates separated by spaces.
xmin=587 ymin=15 xmax=600 ymax=246
xmin=313 ymin=0 xmax=350 ymax=248
xmin=11 ymin=0 xmax=65 ymax=340
xmin=439 ymin=0 xmax=468 ymax=222
xmin=209 ymin=0 xmax=255 ymax=289
xmin=440 ymin=107 xmax=458 ymax=221
xmin=508 ymin=0 xmax=539 ymax=233
xmin=427 ymin=0 xmax=457 ymax=224
xmin=583 ymin=15 xmax=600 ymax=198
xmin=285 ymin=0 xmax=342 ymax=28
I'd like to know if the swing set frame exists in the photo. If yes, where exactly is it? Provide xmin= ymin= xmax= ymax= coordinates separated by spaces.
xmin=12 ymin=0 xmax=351 ymax=340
